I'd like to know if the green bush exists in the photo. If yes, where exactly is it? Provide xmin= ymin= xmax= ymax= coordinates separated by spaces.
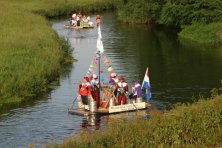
xmin=159 ymin=0 xmax=222 ymax=25
xmin=117 ymin=0 xmax=222 ymax=43
xmin=117 ymin=0 xmax=164 ymax=23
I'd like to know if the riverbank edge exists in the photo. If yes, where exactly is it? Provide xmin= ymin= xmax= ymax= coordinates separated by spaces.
xmin=118 ymin=20 xmax=222 ymax=45
xmin=53 ymin=90 xmax=222 ymax=147
xmin=0 ymin=0 xmax=121 ymax=111
xmin=179 ymin=23 xmax=222 ymax=45
xmin=0 ymin=38 xmax=74 ymax=113
xmin=116 ymin=1 xmax=222 ymax=45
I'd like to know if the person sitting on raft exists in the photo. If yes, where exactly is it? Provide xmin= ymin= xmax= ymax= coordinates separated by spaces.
xmin=87 ymin=16 xmax=90 ymax=22
xmin=117 ymin=77 xmax=128 ymax=105
xmin=78 ymin=77 xmax=91 ymax=110
xmin=82 ymin=15 xmax=88 ymax=23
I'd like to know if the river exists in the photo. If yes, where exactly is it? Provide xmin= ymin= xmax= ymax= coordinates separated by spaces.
xmin=0 ymin=12 xmax=222 ymax=147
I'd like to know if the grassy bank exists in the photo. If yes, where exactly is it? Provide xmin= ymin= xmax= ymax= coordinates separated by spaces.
xmin=179 ymin=23 xmax=222 ymax=45
xmin=56 ymin=91 xmax=222 ymax=147
xmin=0 ymin=0 xmax=121 ymax=107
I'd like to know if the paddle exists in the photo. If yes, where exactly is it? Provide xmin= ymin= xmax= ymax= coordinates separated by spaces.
xmin=70 ymin=96 xmax=78 ymax=110
xmin=132 ymin=101 xmax=138 ymax=111
xmin=128 ymin=95 xmax=138 ymax=111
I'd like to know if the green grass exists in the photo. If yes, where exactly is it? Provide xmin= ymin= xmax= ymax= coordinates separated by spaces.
xmin=0 ymin=0 xmax=121 ymax=107
xmin=179 ymin=22 xmax=222 ymax=45
xmin=54 ymin=90 xmax=222 ymax=147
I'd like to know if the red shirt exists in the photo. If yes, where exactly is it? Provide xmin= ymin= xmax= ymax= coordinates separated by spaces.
xmin=78 ymin=83 xmax=91 ymax=96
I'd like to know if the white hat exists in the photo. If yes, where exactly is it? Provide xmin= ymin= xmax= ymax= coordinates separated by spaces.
xmin=110 ymin=72 xmax=116 ymax=77
xmin=93 ymin=74 xmax=98 ymax=79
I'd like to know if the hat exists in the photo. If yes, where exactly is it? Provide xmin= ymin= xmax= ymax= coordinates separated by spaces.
xmin=84 ymin=77 xmax=90 ymax=82
xmin=110 ymin=72 xmax=116 ymax=78
xmin=135 ymin=80 xmax=140 ymax=83
xmin=96 ymin=15 xmax=101 ymax=19
xmin=120 ymin=77 xmax=126 ymax=82
xmin=93 ymin=74 xmax=98 ymax=79
xmin=89 ymin=76 xmax=93 ymax=80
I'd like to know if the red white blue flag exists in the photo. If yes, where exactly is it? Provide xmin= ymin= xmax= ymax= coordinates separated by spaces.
xmin=142 ymin=67 xmax=151 ymax=102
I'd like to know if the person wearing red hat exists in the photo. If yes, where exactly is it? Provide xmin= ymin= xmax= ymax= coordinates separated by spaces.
xmin=78 ymin=77 xmax=91 ymax=110
xmin=116 ymin=77 xmax=128 ymax=105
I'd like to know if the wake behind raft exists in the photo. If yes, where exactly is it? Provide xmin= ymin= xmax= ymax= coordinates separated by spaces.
xmin=68 ymin=23 xmax=151 ymax=116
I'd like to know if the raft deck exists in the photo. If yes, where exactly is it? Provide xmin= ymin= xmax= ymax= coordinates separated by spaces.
xmin=64 ymin=25 xmax=94 ymax=29
xmin=69 ymin=102 xmax=150 ymax=116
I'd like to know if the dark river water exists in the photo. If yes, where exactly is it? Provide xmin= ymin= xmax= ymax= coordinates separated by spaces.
xmin=0 ymin=13 xmax=222 ymax=147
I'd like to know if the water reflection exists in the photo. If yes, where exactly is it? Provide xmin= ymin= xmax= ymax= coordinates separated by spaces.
xmin=101 ymin=13 xmax=222 ymax=104
xmin=81 ymin=115 xmax=101 ymax=130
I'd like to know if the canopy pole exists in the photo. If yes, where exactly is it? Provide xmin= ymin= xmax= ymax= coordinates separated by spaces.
xmin=98 ymin=51 xmax=101 ymax=99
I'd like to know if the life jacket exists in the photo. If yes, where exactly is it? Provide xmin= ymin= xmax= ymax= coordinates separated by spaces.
xmin=79 ymin=83 xmax=91 ymax=96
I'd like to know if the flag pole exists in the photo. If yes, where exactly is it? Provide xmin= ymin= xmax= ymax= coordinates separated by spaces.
xmin=141 ymin=67 xmax=148 ymax=89
xmin=141 ymin=67 xmax=151 ymax=103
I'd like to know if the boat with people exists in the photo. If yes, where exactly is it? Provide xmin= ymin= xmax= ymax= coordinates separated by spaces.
xmin=68 ymin=21 xmax=151 ymax=116
xmin=64 ymin=13 xmax=95 ymax=29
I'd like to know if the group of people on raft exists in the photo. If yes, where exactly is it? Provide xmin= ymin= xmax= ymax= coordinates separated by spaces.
xmin=69 ymin=13 xmax=93 ymax=27
xmin=78 ymin=72 xmax=143 ymax=110
xmin=69 ymin=13 xmax=101 ymax=27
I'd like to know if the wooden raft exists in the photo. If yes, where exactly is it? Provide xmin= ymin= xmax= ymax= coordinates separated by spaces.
xmin=68 ymin=108 xmax=109 ymax=116
xmin=64 ymin=25 xmax=94 ymax=29
xmin=68 ymin=102 xmax=149 ymax=116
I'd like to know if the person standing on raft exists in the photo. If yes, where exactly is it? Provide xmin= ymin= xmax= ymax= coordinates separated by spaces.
xmin=131 ymin=80 xmax=143 ymax=103
xmin=90 ymin=74 xmax=100 ymax=108
xmin=109 ymin=72 xmax=118 ymax=96
xmin=78 ymin=77 xmax=91 ymax=110
xmin=117 ymin=77 xmax=128 ymax=105
xmin=91 ymin=81 xmax=100 ymax=108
